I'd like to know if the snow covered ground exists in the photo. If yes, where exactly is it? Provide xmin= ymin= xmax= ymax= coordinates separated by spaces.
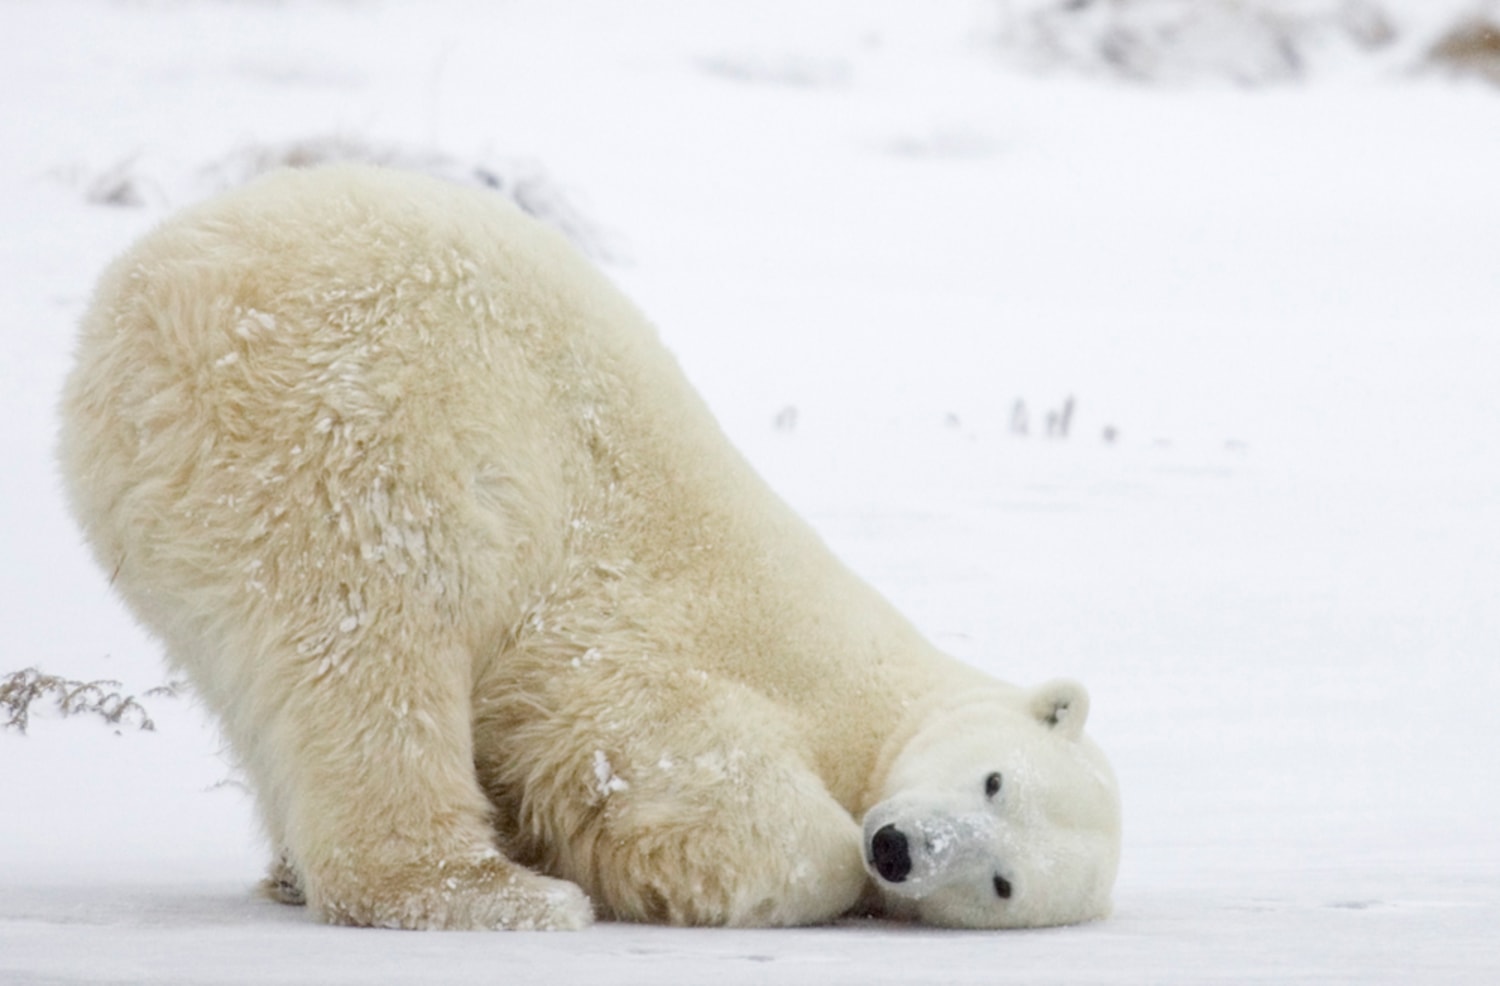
xmin=3 ymin=1 xmax=1498 ymax=982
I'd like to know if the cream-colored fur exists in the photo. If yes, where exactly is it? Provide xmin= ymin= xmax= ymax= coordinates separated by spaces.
xmin=862 ymin=683 xmax=1121 ymax=928
xmin=58 ymin=164 xmax=1118 ymax=930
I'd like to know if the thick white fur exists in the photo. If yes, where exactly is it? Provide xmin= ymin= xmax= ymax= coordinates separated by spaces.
xmin=862 ymin=683 xmax=1120 ymax=928
xmin=58 ymin=165 xmax=1119 ymax=930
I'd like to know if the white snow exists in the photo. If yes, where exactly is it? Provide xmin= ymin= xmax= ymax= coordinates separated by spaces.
xmin=592 ymin=749 xmax=630 ymax=799
xmin=3 ymin=1 xmax=1499 ymax=982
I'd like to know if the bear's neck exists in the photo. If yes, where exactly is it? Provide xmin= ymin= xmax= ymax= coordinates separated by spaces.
xmin=636 ymin=447 xmax=988 ymax=817
xmin=576 ymin=336 xmax=993 ymax=818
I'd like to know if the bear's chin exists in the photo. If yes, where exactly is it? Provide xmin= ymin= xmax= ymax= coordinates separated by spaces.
xmin=904 ymin=881 xmax=1111 ymax=931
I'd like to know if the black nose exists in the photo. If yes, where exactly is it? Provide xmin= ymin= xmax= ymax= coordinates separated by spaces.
xmin=870 ymin=824 xmax=912 ymax=883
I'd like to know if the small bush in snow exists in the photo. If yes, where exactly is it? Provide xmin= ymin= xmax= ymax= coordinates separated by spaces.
xmin=0 ymin=667 xmax=165 ymax=734
xmin=992 ymin=0 xmax=1399 ymax=85
xmin=1427 ymin=15 xmax=1500 ymax=83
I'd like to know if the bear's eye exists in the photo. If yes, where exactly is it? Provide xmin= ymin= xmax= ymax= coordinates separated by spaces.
xmin=993 ymin=874 xmax=1013 ymax=899
xmin=984 ymin=772 xmax=1003 ymax=799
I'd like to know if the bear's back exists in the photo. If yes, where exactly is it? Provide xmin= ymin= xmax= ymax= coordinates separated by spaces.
xmin=59 ymin=165 xmax=969 ymax=808
xmin=58 ymin=166 xmax=659 ymax=693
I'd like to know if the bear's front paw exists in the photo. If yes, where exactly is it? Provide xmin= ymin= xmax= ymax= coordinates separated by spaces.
xmin=311 ymin=851 xmax=595 ymax=931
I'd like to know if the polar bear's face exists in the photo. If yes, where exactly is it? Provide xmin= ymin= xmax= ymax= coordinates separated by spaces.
xmin=862 ymin=680 xmax=1120 ymax=928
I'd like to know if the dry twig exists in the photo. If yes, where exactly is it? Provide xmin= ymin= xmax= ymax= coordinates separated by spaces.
xmin=1 ymin=667 xmax=158 ymax=734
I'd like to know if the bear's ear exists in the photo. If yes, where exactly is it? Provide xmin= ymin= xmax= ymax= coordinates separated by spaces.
xmin=1028 ymin=679 xmax=1090 ymax=739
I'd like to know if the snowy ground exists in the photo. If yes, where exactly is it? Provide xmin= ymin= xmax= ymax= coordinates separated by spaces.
xmin=3 ymin=1 xmax=1499 ymax=983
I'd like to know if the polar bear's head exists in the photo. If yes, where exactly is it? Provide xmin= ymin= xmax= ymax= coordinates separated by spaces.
xmin=863 ymin=680 xmax=1120 ymax=928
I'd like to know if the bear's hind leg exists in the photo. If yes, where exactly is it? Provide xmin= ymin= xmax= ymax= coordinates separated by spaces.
xmin=240 ymin=619 xmax=592 ymax=931
xmin=260 ymin=849 xmax=305 ymax=906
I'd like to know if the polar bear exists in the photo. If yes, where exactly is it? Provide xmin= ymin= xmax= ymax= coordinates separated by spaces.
xmin=58 ymin=164 xmax=1120 ymax=930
